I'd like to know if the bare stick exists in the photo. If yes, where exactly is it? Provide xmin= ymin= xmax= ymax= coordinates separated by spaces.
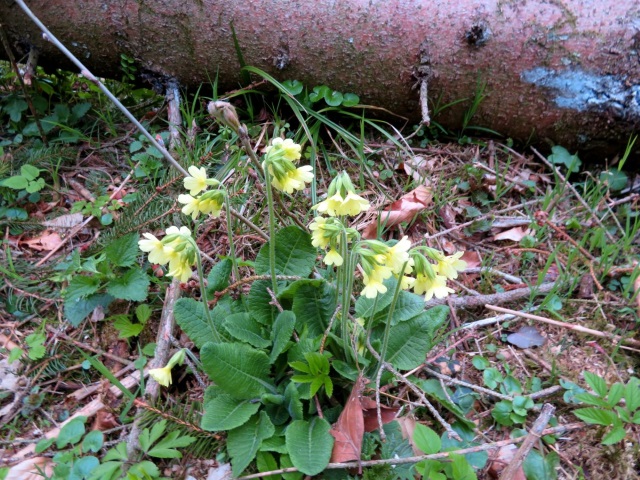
xmin=499 ymin=403 xmax=555 ymax=480
xmin=236 ymin=423 xmax=585 ymax=479
xmin=484 ymin=304 xmax=640 ymax=348
xmin=127 ymin=278 xmax=181 ymax=457
xmin=425 ymin=282 xmax=556 ymax=308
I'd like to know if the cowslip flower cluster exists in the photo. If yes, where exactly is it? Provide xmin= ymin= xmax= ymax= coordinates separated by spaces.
xmin=356 ymin=239 xmax=467 ymax=300
xmin=138 ymin=226 xmax=196 ymax=282
xmin=149 ymin=349 xmax=186 ymax=387
xmin=262 ymin=138 xmax=313 ymax=194
xmin=310 ymin=172 xmax=369 ymax=266
xmin=314 ymin=172 xmax=370 ymax=217
xmin=177 ymin=166 xmax=225 ymax=220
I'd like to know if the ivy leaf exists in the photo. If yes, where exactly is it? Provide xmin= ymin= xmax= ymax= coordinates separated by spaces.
xmin=82 ymin=430 xmax=104 ymax=452
xmin=223 ymin=312 xmax=270 ymax=348
xmin=341 ymin=93 xmax=360 ymax=107
xmin=57 ymin=417 xmax=86 ymax=448
xmin=106 ymin=267 xmax=150 ymax=301
xmin=282 ymin=79 xmax=304 ymax=96
xmin=105 ymin=233 xmax=140 ymax=267
xmin=309 ymin=85 xmax=330 ymax=103
xmin=548 ymin=145 xmax=581 ymax=172
xmin=202 ymin=394 xmax=260 ymax=431
xmin=201 ymin=341 xmax=274 ymax=399
xmin=285 ymin=418 xmax=333 ymax=476
xmin=324 ymin=90 xmax=343 ymax=107
xmin=174 ymin=298 xmax=222 ymax=349
xmin=227 ymin=411 xmax=275 ymax=476
xmin=377 ymin=306 xmax=449 ymax=370
xmin=4 ymin=96 xmax=28 ymax=122
xmin=255 ymin=226 xmax=316 ymax=277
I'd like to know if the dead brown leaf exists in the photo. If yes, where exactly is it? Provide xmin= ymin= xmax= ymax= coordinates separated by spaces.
xmin=634 ymin=275 xmax=640 ymax=316
xmin=330 ymin=376 xmax=366 ymax=463
xmin=362 ymin=185 xmax=432 ymax=239
xmin=360 ymin=397 xmax=399 ymax=432
xmin=493 ymin=226 xmax=530 ymax=242
xmin=42 ymin=213 xmax=84 ymax=230
xmin=20 ymin=230 xmax=63 ymax=251
xmin=92 ymin=409 xmax=119 ymax=431
xmin=460 ymin=250 xmax=481 ymax=269
xmin=396 ymin=415 xmax=420 ymax=455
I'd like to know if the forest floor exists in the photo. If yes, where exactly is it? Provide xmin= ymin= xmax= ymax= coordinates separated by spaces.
xmin=1 ymin=64 xmax=640 ymax=480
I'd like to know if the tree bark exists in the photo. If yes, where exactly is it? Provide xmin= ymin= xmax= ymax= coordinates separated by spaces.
xmin=2 ymin=0 xmax=639 ymax=157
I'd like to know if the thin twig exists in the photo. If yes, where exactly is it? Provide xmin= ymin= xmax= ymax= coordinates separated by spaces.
xmin=531 ymin=146 xmax=615 ymax=242
xmin=484 ymin=304 xmax=640 ymax=348
xmin=236 ymin=423 xmax=585 ymax=479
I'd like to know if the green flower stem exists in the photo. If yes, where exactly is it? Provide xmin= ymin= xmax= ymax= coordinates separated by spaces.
xmin=192 ymin=242 xmax=222 ymax=343
xmin=376 ymin=261 xmax=408 ymax=375
xmin=339 ymin=229 xmax=354 ymax=363
xmin=224 ymin=194 xmax=240 ymax=283
xmin=264 ymin=170 xmax=278 ymax=296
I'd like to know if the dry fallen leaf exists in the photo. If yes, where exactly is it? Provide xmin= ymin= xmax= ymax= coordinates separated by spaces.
xmin=6 ymin=457 xmax=54 ymax=480
xmin=330 ymin=376 xmax=366 ymax=463
xmin=360 ymin=397 xmax=399 ymax=432
xmin=460 ymin=250 xmax=481 ymax=269
xmin=506 ymin=326 xmax=546 ymax=349
xmin=20 ymin=230 xmax=63 ymax=251
xmin=634 ymin=275 xmax=640 ymax=316
xmin=42 ymin=212 xmax=84 ymax=230
xmin=493 ymin=226 xmax=531 ymax=242
xmin=362 ymin=185 xmax=432 ymax=239
xmin=396 ymin=415 xmax=420 ymax=455
xmin=403 ymin=155 xmax=435 ymax=183
xmin=487 ymin=444 xmax=526 ymax=479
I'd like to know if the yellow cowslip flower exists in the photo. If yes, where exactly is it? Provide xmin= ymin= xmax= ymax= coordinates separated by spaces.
xmin=314 ymin=193 xmax=344 ymax=217
xmin=309 ymin=217 xmax=331 ymax=248
xmin=178 ymin=194 xmax=203 ymax=220
xmin=265 ymin=137 xmax=302 ymax=162
xmin=413 ymin=273 xmax=454 ymax=301
xmin=168 ymin=255 xmax=194 ymax=283
xmin=361 ymin=269 xmax=387 ymax=299
xmin=198 ymin=195 xmax=224 ymax=218
xmin=149 ymin=366 xmax=172 ymax=387
xmin=139 ymin=233 xmax=175 ymax=265
xmin=383 ymin=236 xmax=413 ymax=274
xmin=324 ymin=248 xmax=343 ymax=266
xmin=271 ymin=166 xmax=314 ymax=194
xmin=183 ymin=166 xmax=209 ymax=196
xmin=400 ymin=275 xmax=416 ymax=290
xmin=165 ymin=225 xmax=192 ymax=238
xmin=437 ymin=252 xmax=467 ymax=280
xmin=336 ymin=191 xmax=370 ymax=216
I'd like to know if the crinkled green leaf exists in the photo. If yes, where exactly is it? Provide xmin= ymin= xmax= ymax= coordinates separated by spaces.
xmin=223 ymin=312 xmax=270 ymax=348
xmin=248 ymin=279 xmax=278 ymax=326
xmin=201 ymin=341 xmax=274 ymax=399
xmin=285 ymin=418 xmax=333 ymax=476
xmin=227 ymin=411 xmax=275 ymax=476
xmin=270 ymin=310 xmax=296 ymax=363
xmin=206 ymin=258 xmax=233 ymax=294
xmin=255 ymin=226 xmax=316 ymax=277
xmin=202 ymin=394 xmax=260 ymax=431
xmin=174 ymin=298 xmax=223 ymax=348
xmin=65 ymin=275 xmax=102 ymax=300
xmin=291 ymin=280 xmax=336 ymax=337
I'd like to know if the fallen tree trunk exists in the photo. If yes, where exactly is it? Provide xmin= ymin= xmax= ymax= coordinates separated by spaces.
xmin=2 ymin=0 xmax=639 ymax=157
